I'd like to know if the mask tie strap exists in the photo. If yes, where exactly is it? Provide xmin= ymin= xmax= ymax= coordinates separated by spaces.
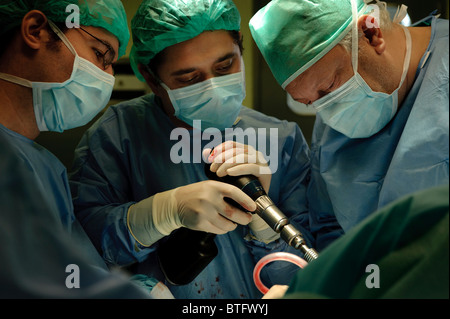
xmin=0 ymin=72 xmax=32 ymax=88
xmin=386 ymin=25 xmax=411 ymax=119
xmin=350 ymin=0 xmax=359 ymax=76
xmin=393 ymin=4 xmax=408 ymax=24
xmin=398 ymin=26 xmax=412 ymax=88
xmin=48 ymin=20 xmax=77 ymax=56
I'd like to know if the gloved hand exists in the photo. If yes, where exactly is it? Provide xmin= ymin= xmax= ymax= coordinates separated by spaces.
xmin=262 ymin=285 xmax=289 ymax=299
xmin=203 ymin=141 xmax=279 ymax=243
xmin=203 ymin=141 xmax=272 ymax=193
xmin=127 ymin=180 xmax=256 ymax=247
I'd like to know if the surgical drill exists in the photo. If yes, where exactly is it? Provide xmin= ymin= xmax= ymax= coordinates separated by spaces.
xmin=205 ymin=164 xmax=319 ymax=262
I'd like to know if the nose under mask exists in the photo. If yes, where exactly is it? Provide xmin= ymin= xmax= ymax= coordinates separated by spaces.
xmin=159 ymin=59 xmax=246 ymax=131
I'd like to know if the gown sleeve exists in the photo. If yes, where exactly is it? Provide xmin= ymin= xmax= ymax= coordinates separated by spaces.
xmin=70 ymin=110 xmax=153 ymax=266
xmin=0 ymin=135 xmax=151 ymax=298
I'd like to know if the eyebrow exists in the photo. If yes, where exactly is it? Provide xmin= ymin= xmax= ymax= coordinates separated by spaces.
xmin=83 ymin=31 xmax=117 ymax=61
xmin=97 ymin=39 xmax=116 ymax=60
xmin=216 ymin=52 xmax=237 ymax=64
xmin=320 ymin=74 xmax=334 ymax=90
xmin=170 ymin=52 xmax=237 ymax=76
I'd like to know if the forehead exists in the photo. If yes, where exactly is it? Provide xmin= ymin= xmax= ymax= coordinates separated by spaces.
xmin=157 ymin=30 xmax=238 ymax=69
xmin=286 ymin=45 xmax=348 ymax=91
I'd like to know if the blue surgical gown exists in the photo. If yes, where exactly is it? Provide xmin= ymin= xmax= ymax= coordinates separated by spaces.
xmin=69 ymin=97 xmax=312 ymax=299
xmin=0 ymin=123 xmax=151 ymax=298
xmin=308 ymin=17 xmax=449 ymax=251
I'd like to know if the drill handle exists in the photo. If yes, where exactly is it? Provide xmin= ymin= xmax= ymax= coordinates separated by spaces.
xmin=204 ymin=164 xmax=267 ymax=201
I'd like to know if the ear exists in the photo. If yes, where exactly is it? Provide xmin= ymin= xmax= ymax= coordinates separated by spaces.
xmin=358 ymin=14 xmax=386 ymax=55
xmin=21 ymin=10 xmax=49 ymax=50
xmin=138 ymin=63 xmax=164 ymax=95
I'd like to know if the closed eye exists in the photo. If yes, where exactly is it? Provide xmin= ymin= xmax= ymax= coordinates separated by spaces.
xmin=94 ymin=48 xmax=105 ymax=59
xmin=317 ymin=76 xmax=337 ymax=99
xmin=215 ymin=58 xmax=233 ymax=73
xmin=176 ymin=73 xmax=200 ymax=84
xmin=326 ymin=76 xmax=337 ymax=92
xmin=93 ymin=48 xmax=107 ymax=67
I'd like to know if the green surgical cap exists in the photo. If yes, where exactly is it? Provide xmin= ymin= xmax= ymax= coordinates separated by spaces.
xmin=0 ymin=0 xmax=130 ymax=58
xmin=130 ymin=0 xmax=241 ymax=82
xmin=250 ymin=0 xmax=367 ymax=89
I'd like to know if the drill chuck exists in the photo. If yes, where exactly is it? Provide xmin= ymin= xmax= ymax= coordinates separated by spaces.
xmin=255 ymin=195 xmax=318 ymax=262
xmin=254 ymin=196 xmax=289 ymax=232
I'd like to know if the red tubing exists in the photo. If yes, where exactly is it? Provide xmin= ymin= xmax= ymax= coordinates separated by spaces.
xmin=253 ymin=252 xmax=308 ymax=294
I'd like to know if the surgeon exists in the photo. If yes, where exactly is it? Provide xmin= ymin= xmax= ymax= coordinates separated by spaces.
xmin=69 ymin=0 xmax=313 ymax=299
xmin=0 ymin=0 xmax=155 ymax=298
xmin=250 ymin=0 xmax=449 ymax=250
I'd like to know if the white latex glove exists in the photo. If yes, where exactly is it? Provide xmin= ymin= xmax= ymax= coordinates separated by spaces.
xmin=127 ymin=181 xmax=256 ymax=247
xmin=203 ymin=141 xmax=272 ymax=193
xmin=203 ymin=142 xmax=279 ymax=243
xmin=262 ymin=285 xmax=289 ymax=299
